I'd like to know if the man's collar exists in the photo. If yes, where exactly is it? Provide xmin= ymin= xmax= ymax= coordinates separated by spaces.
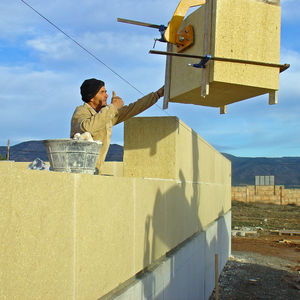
xmin=84 ymin=102 xmax=97 ymax=114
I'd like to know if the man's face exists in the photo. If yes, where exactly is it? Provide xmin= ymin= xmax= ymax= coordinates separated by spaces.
xmin=91 ymin=86 xmax=108 ymax=108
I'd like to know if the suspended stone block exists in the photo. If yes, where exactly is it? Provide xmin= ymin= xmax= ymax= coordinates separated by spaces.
xmin=165 ymin=0 xmax=282 ymax=110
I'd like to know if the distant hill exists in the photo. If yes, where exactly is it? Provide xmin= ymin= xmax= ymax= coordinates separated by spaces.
xmin=1 ymin=141 xmax=299 ymax=187
xmin=0 ymin=141 xmax=123 ymax=162
xmin=222 ymin=153 xmax=300 ymax=188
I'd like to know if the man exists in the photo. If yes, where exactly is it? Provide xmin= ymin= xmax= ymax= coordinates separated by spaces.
xmin=70 ymin=78 xmax=164 ymax=174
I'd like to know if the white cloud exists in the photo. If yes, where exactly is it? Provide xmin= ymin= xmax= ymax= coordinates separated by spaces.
xmin=279 ymin=49 xmax=300 ymax=98
xmin=26 ymin=34 xmax=75 ymax=60
xmin=0 ymin=64 xmax=80 ymax=144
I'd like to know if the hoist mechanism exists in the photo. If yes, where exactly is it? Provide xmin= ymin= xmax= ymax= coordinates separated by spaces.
xmin=118 ymin=0 xmax=288 ymax=114
xmin=117 ymin=0 xmax=206 ymax=52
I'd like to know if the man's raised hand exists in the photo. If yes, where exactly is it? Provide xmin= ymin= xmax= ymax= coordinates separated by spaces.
xmin=111 ymin=91 xmax=124 ymax=110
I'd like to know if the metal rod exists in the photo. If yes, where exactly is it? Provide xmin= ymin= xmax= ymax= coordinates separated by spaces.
xmin=149 ymin=50 xmax=290 ymax=73
xmin=117 ymin=18 xmax=161 ymax=29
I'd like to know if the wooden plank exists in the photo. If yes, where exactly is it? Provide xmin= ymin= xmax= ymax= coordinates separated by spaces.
xmin=269 ymin=90 xmax=278 ymax=105
xmin=201 ymin=0 xmax=213 ymax=97
xmin=270 ymin=229 xmax=300 ymax=236
xmin=220 ymin=105 xmax=227 ymax=114
xmin=117 ymin=18 xmax=161 ymax=29
xmin=163 ymin=43 xmax=172 ymax=109
xmin=150 ymin=50 xmax=289 ymax=71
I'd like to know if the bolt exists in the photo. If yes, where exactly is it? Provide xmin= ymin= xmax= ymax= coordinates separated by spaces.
xmin=179 ymin=36 xmax=185 ymax=42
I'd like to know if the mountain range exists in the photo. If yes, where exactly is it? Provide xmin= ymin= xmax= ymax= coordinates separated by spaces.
xmin=222 ymin=153 xmax=300 ymax=188
xmin=1 ymin=141 xmax=299 ymax=187
xmin=0 ymin=141 xmax=123 ymax=163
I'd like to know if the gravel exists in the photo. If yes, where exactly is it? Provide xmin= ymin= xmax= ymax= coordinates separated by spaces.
xmin=209 ymin=251 xmax=300 ymax=300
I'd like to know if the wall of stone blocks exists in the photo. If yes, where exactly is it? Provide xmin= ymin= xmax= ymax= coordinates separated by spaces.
xmin=113 ymin=211 xmax=231 ymax=300
xmin=0 ymin=117 xmax=231 ymax=300
xmin=9 ymin=161 xmax=124 ymax=176
xmin=232 ymin=185 xmax=300 ymax=206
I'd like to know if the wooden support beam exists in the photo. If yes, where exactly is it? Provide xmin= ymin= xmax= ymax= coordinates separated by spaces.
xmin=117 ymin=18 xmax=161 ymax=29
xmin=163 ymin=43 xmax=172 ymax=109
xmin=149 ymin=51 xmax=290 ymax=73
xmin=201 ymin=0 xmax=213 ymax=97
xmin=220 ymin=105 xmax=227 ymax=114
xmin=269 ymin=90 xmax=278 ymax=105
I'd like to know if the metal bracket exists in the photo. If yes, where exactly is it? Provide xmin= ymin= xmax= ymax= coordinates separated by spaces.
xmin=175 ymin=25 xmax=194 ymax=53
xmin=118 ymin=0 xmax=206 ymax=50
xmin=158 ymin=25 xmax=167 ymax=42
xmin=153 ymin=25 xmax=168 ymax=48
xmin=164 ymin=0 xmax=206 ymax=44
xmin=189 ymin=54 xmax=211 ymax=68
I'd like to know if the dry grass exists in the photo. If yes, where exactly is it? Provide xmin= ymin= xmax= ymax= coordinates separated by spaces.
xmin=232 ymin=201 xmax=300 ymax=230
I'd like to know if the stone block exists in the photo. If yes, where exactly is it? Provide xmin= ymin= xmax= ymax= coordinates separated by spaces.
xmin=167 ymin=0 xmax=282 ymax=109
xmin=0 ymin=169 xmax=75 ymax=300
xmin=124 ymin=116 xmax=231 ymax=185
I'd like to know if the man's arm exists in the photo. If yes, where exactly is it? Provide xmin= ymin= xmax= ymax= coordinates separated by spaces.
xmin=114 ymin=86 xmax=164 ymax=125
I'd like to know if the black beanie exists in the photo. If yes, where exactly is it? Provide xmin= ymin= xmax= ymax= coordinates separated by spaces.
xmin=80 ymin=78 xmax=105 ymax=102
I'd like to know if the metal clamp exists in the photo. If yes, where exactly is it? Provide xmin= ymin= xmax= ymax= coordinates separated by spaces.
xmin=189 ymin=54 xmax=211 ymax=68
xmin=153 ymin=25 xmax=167 ymax=48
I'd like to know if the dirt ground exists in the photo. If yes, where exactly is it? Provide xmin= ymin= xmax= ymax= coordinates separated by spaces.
xmin=209 ymin=234 xmax=300 ymax=299
xmin=209 ymin=201 xmax=300 ymax=299
xmin=232 ymin=234 xmax=300 ymax=266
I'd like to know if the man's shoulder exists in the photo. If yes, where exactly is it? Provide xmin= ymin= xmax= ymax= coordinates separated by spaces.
xmin=73 ymin=103 xmax=94 ymax=116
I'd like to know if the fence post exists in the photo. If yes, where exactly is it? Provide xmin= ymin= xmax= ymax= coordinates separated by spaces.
xmin=7 ymin=139 xmax=10 ymax=160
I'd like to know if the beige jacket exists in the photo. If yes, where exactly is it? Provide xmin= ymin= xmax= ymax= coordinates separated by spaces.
xmin=70 ymin=92 xmax=159 ymax=172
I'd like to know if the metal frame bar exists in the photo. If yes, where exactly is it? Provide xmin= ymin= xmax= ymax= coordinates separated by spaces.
xmin=149 ymin=50 xmax=290 ymax=73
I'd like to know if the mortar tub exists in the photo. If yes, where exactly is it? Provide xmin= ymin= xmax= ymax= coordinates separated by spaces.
xmin=43 ymin=139 xmax=102 ymax=174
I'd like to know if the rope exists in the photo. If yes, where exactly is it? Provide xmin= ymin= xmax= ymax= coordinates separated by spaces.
xmin=19 ymin=0 xmax=203 ymax=136
xmin=20 ymin=0 xmax=145 ymax=96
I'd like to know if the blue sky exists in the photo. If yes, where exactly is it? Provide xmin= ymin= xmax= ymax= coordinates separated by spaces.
xmin=0 ymin=0 xmax=299 ymax=157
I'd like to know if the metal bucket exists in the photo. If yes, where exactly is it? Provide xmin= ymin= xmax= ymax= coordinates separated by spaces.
xmin=43 ymin=139 xmax=102 ymax=174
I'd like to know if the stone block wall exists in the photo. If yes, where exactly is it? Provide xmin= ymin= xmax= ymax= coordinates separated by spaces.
xmin=232 ymin=185 xmax=300 ymax=206
xmin=0 ymin=117 xmax=231 ymax=300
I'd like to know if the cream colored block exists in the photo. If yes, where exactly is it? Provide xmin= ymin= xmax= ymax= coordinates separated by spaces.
xmin=0 ymin=169 xmax=75 ymax=300
xmin=124 ymin=117 xmax=231 ymax=185
xmin=0 ymin=162 xmax=50 ymax=171
xmin=14 ymin=161 xmax=50 ymax=170
xmin=101 ymin=161 xmax=124 ymax=176
xmin=75 ymin=175 xmax=135 ymax=300
xmin=0 ymin=161 xmax=13 ymax=172
xmin=134 ymin=179 xmax=168 ymax=270
xmin=176 ymin=118 xmax=231 ymax=183
xmin=168 ymin=0 xmax=281 ymax=108
xmin=163 ymin=181 xmax=200 ymax=248
xmin=124 ymin=116 xmax=178 ymax=179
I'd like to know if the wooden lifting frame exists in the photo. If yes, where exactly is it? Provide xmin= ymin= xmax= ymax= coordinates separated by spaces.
xmin=118 ymin=0 xmax=289 ymax=114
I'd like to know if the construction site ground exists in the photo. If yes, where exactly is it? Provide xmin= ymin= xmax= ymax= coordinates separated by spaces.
xmin=210 ymin=201 xmax=300 ymax=299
